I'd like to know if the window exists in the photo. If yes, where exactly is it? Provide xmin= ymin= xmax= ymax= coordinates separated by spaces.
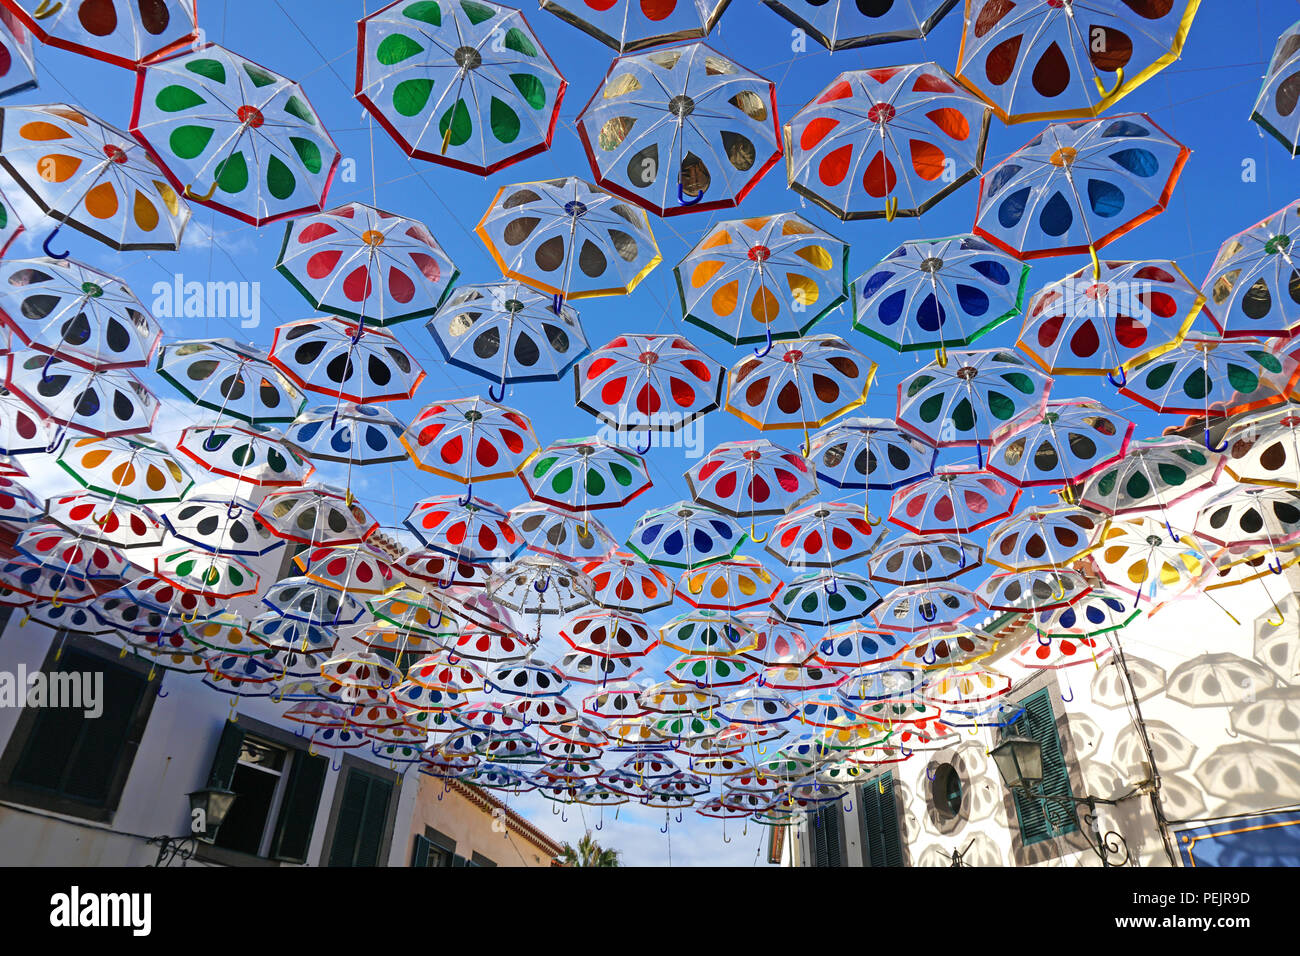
xmin=412 ymin=827 xmax=455 ymax=867
xmin=931 ymin=763 xmax=963 ymax=821
xmin=767 ymin=824 xmax=785 ymax=865
xmin=1001 ymin=688 xmax=1079 ymax=846
xmin=807 ymin=804 xmax=844 ymax=867
xmin=859 ymin=772 xmax=904 ymax=867
xmin=204 ymin=719 xmax=328 ymax=863
xmin=470 ymin=852 xmax=497 ymax=867
xmin=327 ymin=765 xmax=397 ymax=867
xmin=0 ymin=640 xmax=158 ymax=822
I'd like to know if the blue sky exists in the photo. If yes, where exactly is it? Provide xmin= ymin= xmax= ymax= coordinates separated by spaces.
xmin=10 ymin=0 xmax=1299 ymax=865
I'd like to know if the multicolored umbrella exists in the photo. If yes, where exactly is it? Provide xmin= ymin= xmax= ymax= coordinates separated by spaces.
xmin=873 ymin=582 xmax=985 ymax=631
xmin=253 ymin=487 xmax=378 ymax=548
xmin=725 ymin=334 xmax=875 ymax=451
xmin=677 ymin=556 xmax=781 ymax=612
xmin=46 ymin=491 xmax=164 ymax=550
xmin=357 ymin=0 xmax=566 ymax=175
xmin=0 ymin=10 xmax=36 ymax=98
xmin=1092 ymin=516 xmax=1211 ymax=610
xmin=575 ymin=42 xmax=780 ymax=216
xmin=510 ymin=501 xmax=618 ymax=563
xmin=890 ymin=466 xmax=1020 ymax=536
xmin=1018 ymin=258 xmax=1208 ymax=381
xmin=3 ymin=0 xmax=197 ymax=69
xmin=0 ymin=102 xmax=190 ymax=251
xmin=853 ymin=235 xmax=1027 ymax=360
xmin=0 ymin=386 xmax=51 ymax=456
xmin=575 ymin=333 xmax=723 ymax=440
xmin=16 ymin=523 xmax=129 ymax=580
xmin=176 ymin=423 xmax=314 ymax=488
xmin=157 ymin=339 xmax=305 ymax=425
xmin=284 ymin=403 xmax=407 ymax=466
xmin=0 ymin=258 xmax=161 ymax=371
xmin=1251 ymin=19 xmax=1300 ymax=157
xmin=867 ymin=532 xmax=982 ymax=585
xmin=762 ymin=0 xmax=956 ymax=51
xmin=771 ymin=570 xmax=881 ymax=626
xmin=4 ymin=350 xmax=158 ymax=439
xmin=402 ymin=397 xmax=539 ymax=497
xmin=768 ymin=501 xmax=876 ymax=570
xmin=896 ymin=348 xmax=1050 ymax=456
xmin=582 ymin=550 xmax=675 ymax=612
xmin=540 ymin=0 xmax=729 ymax=52
xmin=165 ymin=494 xmax=281 ymax=556
xmin=1195 ymin=485 xmax=1300 ymax=563
xmin=521 ymin=437 xmax=652 ymax=514
xmin=476 ymin=177 xmax=660 ymax=309
xmin=675 ymin=212 xmax=849 ymax=349
xmin=626 ymin=500 xmax=746 ymax=569
xmin=987 ymin=398 xmax=1134 ymax=490
xmin=130 ymin=44 xmax=339 ymax=226
xmin=805 ymin=416 xmax=935 ymax=524
xmin=427 ymin=280 xmax=589 ymax=398
xmin=686 ymin=439 xmax=817 ymax=539
xmin=785 ymin=63 xmax=990 ymax=221
xmin=276 ymin=202 xmax=457 ymax=326
xmin=404 ymin=496 xmax=523 ymax=569
xmin=954 ymin=0 xmax=1201 ymax=124
xmin=294 ymin=544 xmax=398 ymax=597
xmin=1118 ymin=338 xmax=1297 ymax=424
xmin=1221 ymin=406 xmax=1300 ymax=487
xmin=973 ymin=114 xmax=1189 ymax=264
xmin=1078 ymin=437 xmax=1223 ymax=518
xmin=1202 ymin=201 xmax=1300 ymax=339
xmin=56 ymin=434 xmax=192 ymax=503
xmin=985 ymin=506 xmax=1101 ymax=571
xmin=269 ymin=317 xmax=424 ymax=404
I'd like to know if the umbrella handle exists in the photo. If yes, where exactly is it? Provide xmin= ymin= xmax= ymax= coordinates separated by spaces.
xmin=1106 ymin=366 xmax=1127 ymax=388
xmin=1268 ymin=554 xmax=1284 ymax=575
xmin=533 ymin=576 xmax=549 ymax=594
xmin=748 ymin=518 xmax=768 ymax=544
xmin=488 ymin=381 xmax=507 ymax=402
xmin=824 ymin=575 xmax=838 ymax=595
xmin=934 ymin=344 xmax=947 ymax=368
xmin=884 ymin=196 xmax=899 ymax=222
xmin=1163 ymin=518 xmax=1180 ymax=544
xmin=1061 ymin=684 xmax=1074 ymax=703
xmin=457 ymin=484 xmax=473 ymax=506
xmin=753 ymin=328 xmax=773 ymax=359
xmin=40 ymin=352 xmax=60 ymax=383
xmin=551 ymin=293 xmax=564 ymax=315
xmin=183 ymin=180 xmax=219 ymax=201
xmin=437 ymin=561 xmax=457 ymax=589
xmin=918 ymin=602 xmax=936 ymax=623
xmin=1204 ymin=427 xmax=1228 ymax=453
xmin=1093 ymin=67 xmax=1125 ymax=100
xmin=677 ymin=183 xmax=705 ymax=206
xmin=42 ymin=225 xmax=69 ymax=260
xmin=635 ymin=431 xmax=653 ymax=455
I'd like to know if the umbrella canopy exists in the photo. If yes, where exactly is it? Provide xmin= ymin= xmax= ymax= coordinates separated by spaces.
xmin=987 ymin=398 xmax=1134 ymax=489
xmin=157 ymin=339 xmax=305 ymax=425
xmin=521 ymin=436 xmax=651 ymax=514
xmin=954 ymin=0 xmax=1201 ymax=124
xmin=686 ymin=438 xmax=817 ymax=532
xmin=575 ymin=42 xmax=780 ymax=216
xmin=476 ymin=177 xmax=660 ymax=306
xmin=176 ymin=423 xmax=314 ymax=488
xmin=867 ymin=532 xmax=981 ymax=586
xmin=582 ymin=550 xmax=675 ymax=612
xmin=402 ymin=396 xmax=539 ymax=492
xmin=511 ymin=501 xmax=617 ymax=562
xmin=1251 ymin=19 xmax=1300 ymax=157
xmin=4 ymin=350 xmax=157 ymax=439
xmin=1118 ymin=337 xmax=1298 ymax=420
xmin=1079 ymin=436 xmax=1223 ymax=517
xmin=1221 ymin=406 xmax=1300 ymax=487
xmin=3 ymin=0 xmax=197 ymax=69
xmin=357 ymin=0 xmax=566 ymax=175
xmin=0 ymin=102 xmax=190 ymax=250
xmin=785 ymin=63 xmax=990 ymax=221
xmin=269 ymin=317 xmax=425 ymax=404
xmin=1092 ymin=516 xmax=1211 ymax=606
xmin=986 ymin=506 xmax=1101 ymax=571
xmin=627 ymin=500 xmax=746 ymax=569
xmin=56 ymin=434 xmax=191 ymax=503
xmin=973 ymin=114 xmax=1189 ymax=261
xmin=890 ymin=465 xmax=1019 ymax=536
xmin=1202 ymin=200 xmax=1300 ymax=339
xmin=284 ymin=403 xmax=407 ymax=466
xmin=276 ymin=202 xmax=457 ymax=325
xmin=768 ymin=501 xmax=877 ymax=570
xmin=761 ymin=0 xmax=956 ymax=51
xmin=130 ymin=44 xmax=339 ymax=226
xmin=540 ymin=0 xmax=729 ymax=53
xmin=574 ymin=332 xmax=724 ymax=433
xmin=0 ymin=12 xmax=36 ymax=98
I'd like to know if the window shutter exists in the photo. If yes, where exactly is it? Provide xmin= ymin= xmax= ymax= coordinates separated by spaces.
xmin=270 ymin=749 xmax=327 ymax=863
xmin=328 ymin=769 xmax=394 ymax=867
xmin=355 ymin=774 xmax=393 ymax=866
xmin=206 ymin=719 xmax=245 ymax=790
xmin=808 ymin=806 xmax=842 ymax=867
xmin=328 ymin=772 xmax=368 ymax=867
xmin=1004 ymin=689 xmax=1078 ymax=845
xmin=451 ymin=854 xmax=470 ymax=867
xmin=411 ymin=834 xmax=434 ymax=867
xmin=859 ymin=774 xmax=904 ymax=867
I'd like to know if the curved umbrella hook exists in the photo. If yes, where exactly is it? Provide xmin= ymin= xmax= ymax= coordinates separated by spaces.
xmin=1106 ymin=366 xmax=1127 ymax=388
xmin=488 ymin=381 xmax=508 ymax=403
xmin=1061 ymin=684 xmax=1074 ymax=703
xmin=437 ymin=561 xmax=458 ymax=589
xmin=754 ymin=328 xmax=774 ymax=359
xmin=660 ymin=815 xmax=670 ymax=834
xmin=457 ymin=482 xmax=473 ymax=507
xmin=42 ymin=224 xmax=69 ymax=260
xmin=1164 ymin=518 xmax=1181 ymax=544
xmin=918 ymin=602 xmax=937 ymax=623
xmin=533 ymin=575 xmax=550 ymax=594
xmin=749 ymin=518 xmax=768 ymax=545
xmin=1205 ymin=427 xmax=1228 ymax=454
xmin=551 ymin=293 xmax=565 ymax=315
xmin=635 ymin=430 xmax=653 ymax=455
xmin=824 ymin=575 xmax=839 ymax=595
xmin=1268 ymin=553 xmax=1285 ymax=575
xmin=678 ymin=183 xmax=705 ymax=207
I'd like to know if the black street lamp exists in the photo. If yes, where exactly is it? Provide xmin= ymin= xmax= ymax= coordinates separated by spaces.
xmin=989 ymin=736 xmax=1133 ymax=867
xmin=146 ymin=787 xmax=237 ymax=867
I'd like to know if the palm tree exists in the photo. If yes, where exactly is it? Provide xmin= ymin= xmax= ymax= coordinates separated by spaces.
xmin=559 ymin=830 xmax=621 ymax=867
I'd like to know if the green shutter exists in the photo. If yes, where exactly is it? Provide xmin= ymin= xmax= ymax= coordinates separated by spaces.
xmin=808 ymin=805 xmax=842 ymax=867
xmin=206 ymin=719 xmax=245 ymax=790
xmin=328 ymin=772 xmax=368 ymax=867
xmin=1004 ymin=689 xmax=1079 ymax=845
xmin=328 ymin=769 xmax=394 ymax=867
xmin=270 ymin=749 xmax=327 ymax=863
xmin=355 ymin=774 xmax=393 ymax=865
xmin=451 ymin=854 xmax=470 ymax=867
xmin=411 ymin=834 xmax=434 ymax=867
xmin=859 ymin=774 xmax=904 ymax=867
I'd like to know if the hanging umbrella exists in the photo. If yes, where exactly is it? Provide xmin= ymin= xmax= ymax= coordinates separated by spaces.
xmin=760 ymin=0 xmax=955 ymax=51
xmin=1221 ymin=406 xmax=1300 ymax=487
xmin=1079 ymin=436 xmax=1223 ymax=519
xmin=890 ymin=465 xmax=1020 ymax=536
xmin=686 ymin=438 xmax=817 ymax=540
xmin=675 ymin=212 xmax=848 ymax=349
xmin=581 ymin=549 xmax=675 ymax=612
xmin=277 ymin=202 xmax=457 ymax=326
xmin=262 ymin=575 xmax=365 ymax=626
xmin=1119 ymin=338 xmax=1298 ymax=426
xmin=897 ymin=348 xmax=1050 ymax=459
xmin=521 ymin=436 xmax=652 ymax=514
xmin=954 ymin=1 xmax=1201 ymax=124
xmin=575 ymin=42 xmax=780 ymax=216
xmin=0 ymin=11 xmax=36 ymax=98
xmin=560 ymin=609 xmax=658 ymax=659
xmin=867 ymin=532 xmax=981 ymax=586
xmin=772 ymin=570 xmax=881 ymax=626
xmin=1195 ymin=485 xmax=1300 ymax=563
xmin=815 ymin=623 xmax=908 ymax=668
xmin=401 ymin=396 xmax=539 ymax=497
xmin=873 ymin=582 xmax=985 ymax=631
xmin=901 ymin=622 xmax=998 ymax=670
xmin=4 ymin=350 xmax=158 ymax=439
xmin=284 ymin=403 xmax=407 ymax=466
xmin=176 ymin=423 xmax=314 ymax=488
xmin=1251 ymin=20 xmax=1300 ymax=157
xmin=626 ymin=500 xmax=746 ymax=569
xmin=1018 ymin=257 xmax=1208 ymax=382
xmin=510 ymin=501 xmax=617 ymax=562
xmin=3 ymin=0 xmax=197 ymax=69
xmin=853 ymin=235 xmax=1027 ymax=362
xmin=357 ymin=0 xmax=566 ymax=175
xmin=540 ymin=0 xmax=728 ymax=52
xmin=164 ymin=494 xmax=281 ymax=556
xmin=767 ymin=501 xmax=876 ymax=570
xmin=575 ymin=332 xmax=724 ymax=438
xmin=1029 ymin=586 xmax=1137 ymax=640
xmin=46 ymin=491 xmax=164 ymax=550
xmin=973 ymin=114 xmax=1190 ymax=265
xmin=0 ymin=102 xmax=190 ymax=251
xmin=476 ymin=177 xmax=660 ymax=310
xmin=0 ymin=385 xmax=53 ymax=455
xmin=1202 ymin=200 xmax=1300 ymax=339
xmin=977 ymin=568 xmax=1091 ymax=616
xmin=269 ymin=316 xmax=425 ymax=404
xmin=1092 ymin=516 xmax=1212 ymax=610
xmin=295 ymin=543 xmax=398 ymax=597
xmin=16 ymin=523 xmax=129 ymax=580
xmin=427 ymin=280 xmax=588 ymax=399
xmin=155 ymin=546 xmax=260 ymax=600
xmin=488 ymin=554 xmax=595 ymax=617
xmin=677 ymin=556 xmax=782 ymax=612
xmin=405 ymin=496 xmax=523 ymax=572
xmin=806 ymin=416 xmax=935 ymax=525
xmin=985 ymin=506 xmax=1100 ymax=571
xmin=785 ymin=63 xmax=990 ymax=221
xmin=157 ymin=339 xmax=305 ymax=425
xmin=987 ymin=398 xmax=1134 ymax=490
xmin=253 ymin=487 xmax=379 ymax=548
xmin=0 ymin=258 xmax=161 ymax=371
xmin=56 ymin=434 xmax=192 ymax=503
